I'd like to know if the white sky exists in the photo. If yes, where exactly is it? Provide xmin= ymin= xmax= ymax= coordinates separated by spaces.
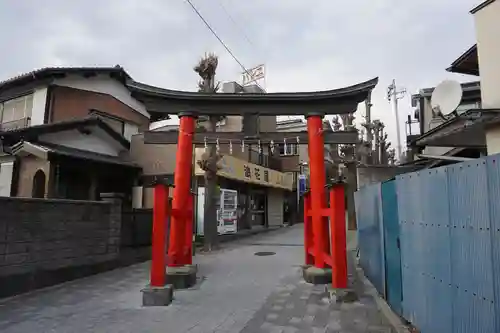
xmin=0 ymin=0 xmax=482 ymax=145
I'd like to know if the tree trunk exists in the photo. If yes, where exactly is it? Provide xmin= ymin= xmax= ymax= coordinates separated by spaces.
xmin=203 ymin=116 xmax=220 ymax=251
xmin=194 ymin=54 xmax=220 ymax=252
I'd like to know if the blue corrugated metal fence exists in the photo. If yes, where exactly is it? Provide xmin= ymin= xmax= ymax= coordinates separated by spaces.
xmin=355 ymin=182 xmax=385 ymax=296
xmin=355 ymin=154 xmax=500 ymax=333
xmin=381 ymin=180 xmax=403 ymax=316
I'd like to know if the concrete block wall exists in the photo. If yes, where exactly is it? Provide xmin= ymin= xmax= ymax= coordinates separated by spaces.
xmin=120 ymin=208 xmax=154 ymax=247
xmin=356 ymin=165 xmax=423 ymax=189
xmin=0 ymin=197 xmax=120 ymax=298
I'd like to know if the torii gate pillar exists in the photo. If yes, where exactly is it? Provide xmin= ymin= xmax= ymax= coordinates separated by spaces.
xmin=164 ymin=113 xmax=198 ymax=289
xmin=306 ymin=115 xmax=330 ymax=266
xmin=303 ymin=114 xmax=348 ymax=289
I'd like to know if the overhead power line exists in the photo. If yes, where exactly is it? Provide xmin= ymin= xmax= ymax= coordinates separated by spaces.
xmin=215 ymin=0 xmax=255 ymax=48
xmin=183 ymin=0 xmax=264 ymax=90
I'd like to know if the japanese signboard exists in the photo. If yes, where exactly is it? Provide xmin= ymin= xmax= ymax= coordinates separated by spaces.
xmin=194 ymin=148 xmax=293 ymax=190
xmin=241 ymin=64 xmax=265 ymax=86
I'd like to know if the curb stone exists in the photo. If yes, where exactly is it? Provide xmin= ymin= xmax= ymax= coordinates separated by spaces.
xmin=354 ymin=256 xmax=411 ymax=333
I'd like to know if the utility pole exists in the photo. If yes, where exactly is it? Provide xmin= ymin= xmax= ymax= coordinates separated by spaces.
xmin=373 ymin=120 xmax=381 ymax=165
xmin=387 ymin=79 xmax=406 ymax=161
xmin=364 ymin=91 xmax=373 ymax=145
xmin=362 ymin=91 xmax=373 ymax=164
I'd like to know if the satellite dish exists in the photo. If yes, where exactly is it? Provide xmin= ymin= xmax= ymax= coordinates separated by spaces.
xmin=431 ymin=80 xmax=462 ymax=117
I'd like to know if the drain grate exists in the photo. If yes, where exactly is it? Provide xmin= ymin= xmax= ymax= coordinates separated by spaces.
xmin=254 ymin=251 xmax=276 ymax=256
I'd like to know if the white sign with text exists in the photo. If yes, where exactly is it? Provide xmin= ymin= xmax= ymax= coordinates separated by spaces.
xmin=241 ymin=64 xmax=265 ymax=86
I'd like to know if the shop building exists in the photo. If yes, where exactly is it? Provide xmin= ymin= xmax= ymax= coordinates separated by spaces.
xmin=130 ymin=113 xmax=294 ymax=234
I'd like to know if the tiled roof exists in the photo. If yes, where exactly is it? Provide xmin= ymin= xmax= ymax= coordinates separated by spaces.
xmin=0 ymin=116 xmax=130 ymax=149
xmin=9 ymin=140 xmax=140 ymax=168
xmin=470 ymin=0 xmax=496 ymax=14
xmin=0 ymin=65 xmax=131 ymax=90
xmin=39 ymin=142 xmax=140 ymax=168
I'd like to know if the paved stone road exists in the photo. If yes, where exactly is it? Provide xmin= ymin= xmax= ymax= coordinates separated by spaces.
xmin=0 ymin=225 xmax=394 ymax=333
xmin=239 ymin=258 xmax=394 ymax=333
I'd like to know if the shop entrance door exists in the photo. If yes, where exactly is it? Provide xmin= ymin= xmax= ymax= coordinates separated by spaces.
xmin=250 ymin=190 xmax=267 ymax=227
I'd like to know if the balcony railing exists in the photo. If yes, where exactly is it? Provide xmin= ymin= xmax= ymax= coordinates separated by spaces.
xmin=248 ymin=149 xmax=283 ymax=172
xmin=0 ymin=117 xmax=31 ymax=132
xmin=268 ymin=156 xmax=282 ymax=171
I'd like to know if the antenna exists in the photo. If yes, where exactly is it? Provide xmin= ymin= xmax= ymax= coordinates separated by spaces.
xmin=431 ymin=80 xmax=462 ymax=117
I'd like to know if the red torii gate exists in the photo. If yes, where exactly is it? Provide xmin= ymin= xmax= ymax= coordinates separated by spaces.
xmin=128 ymin=78 xmax=378 ymax=306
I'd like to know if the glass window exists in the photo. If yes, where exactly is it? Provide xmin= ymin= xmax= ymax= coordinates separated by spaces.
xmin=0 ymin=94 xmax=33 ymax=123
xmin=101 ymin=117 xmax=124 ymax=134
xmin=279 ymin=143 xmax=299 ymax=156
xmin=91 ymin=112 xmax=125 ymax=135
xmin=455 ymin=101 xmax=481 ymax=114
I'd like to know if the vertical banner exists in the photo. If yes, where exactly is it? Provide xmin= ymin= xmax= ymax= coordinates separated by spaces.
xmin=298 ymin=174 xmax=307 ymax=196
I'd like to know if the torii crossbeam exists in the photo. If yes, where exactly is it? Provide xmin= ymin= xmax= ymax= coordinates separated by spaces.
xmin=143 ymin=129 xmax=359 ymax=145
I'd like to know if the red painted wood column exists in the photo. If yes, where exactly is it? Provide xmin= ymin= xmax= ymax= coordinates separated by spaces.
xmin=306 ymin=115 xmax=330 ymax=268
xmin=184 ymin=193 xmax=194 ymax=265
xmin=168 ymin=114 xmax=196 ymax=267
xmin=330 ymin=183 xmax=348 ymax=288
xmin=151 ymin=184 xmax=169 ymax=287
xmin=304 ymin=192 xmax=313 ymax=265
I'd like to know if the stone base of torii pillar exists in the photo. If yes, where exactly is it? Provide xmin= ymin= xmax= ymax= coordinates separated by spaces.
xmin=166 ymin=265 xmax=198 ymax=290
xmin=302 ymin=266 xmax=332 ymax=285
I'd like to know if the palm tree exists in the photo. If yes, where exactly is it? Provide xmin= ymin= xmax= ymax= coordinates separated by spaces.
xmin=194 ymin=53 xmax=222 ymax=251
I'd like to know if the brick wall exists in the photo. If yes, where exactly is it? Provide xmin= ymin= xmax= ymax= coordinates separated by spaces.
xmin=0 ymin=197 xmax=120 ymax=298
xmin=50 ymin=86 xmax=150 ymax=131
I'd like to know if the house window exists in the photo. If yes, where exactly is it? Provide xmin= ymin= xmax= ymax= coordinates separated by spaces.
xmin=455 ymin=101 xmax=481 ymax=114
xmin=100 ymin=116 xmax=125 ymax=134
xmin=90 ymin=111 xmax=125 ymax=135
xmin=279 ymin=143 xmax=299 ymax=156
xmin=0 ymin=94 xmax=33 ymax=124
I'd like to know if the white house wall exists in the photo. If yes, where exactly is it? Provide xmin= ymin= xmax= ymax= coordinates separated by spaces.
xmin=0 ymin=161 xmax=14 ymax=197
xmin=474 ymin=0 xmax=500 ymax=108
xmin=53 ymin=75 xmax=149 ymax=118
xmin=124 ymin=123 xmax=139 ymax=141
xmin=486 ymin=125 xmax=500 ymax=155
xmin=39 ymin=128 xmax=125 ymax=156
